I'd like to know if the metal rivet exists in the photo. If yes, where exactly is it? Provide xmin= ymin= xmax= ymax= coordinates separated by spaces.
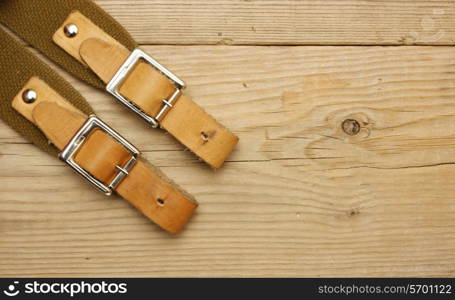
xmin=22 ymin=89 xmax=37 ymax=104
xmin=64 ymin=23 xmax=79 ymax=38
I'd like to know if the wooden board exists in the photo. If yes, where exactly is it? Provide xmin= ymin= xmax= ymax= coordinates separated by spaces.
xmin=97 ymin=0 xmax=455 ymax=45
xmin=1 ymin=0 xmax=455 ymax=277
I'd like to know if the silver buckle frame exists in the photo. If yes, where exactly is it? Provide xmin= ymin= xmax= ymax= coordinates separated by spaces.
xmin=59 ymin=115 xmax=140 ymax=196
xmin=106 ymin=48 xmax=186 ymax=128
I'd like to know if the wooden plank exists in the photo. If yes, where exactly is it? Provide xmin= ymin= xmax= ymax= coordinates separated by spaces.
xmin=94 ymin=0 xmax=455 ymax=45
xmin=1 ymin=45 xmax=455 ymax=277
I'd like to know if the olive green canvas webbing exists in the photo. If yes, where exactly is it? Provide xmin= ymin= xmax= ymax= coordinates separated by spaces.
xmin=0 ymin=0 xmax=136 ymax=155
xmin=0 ymin=27 xmax=94 ymax=155
xmin=0 ymin=0 xmax=137 ymax=89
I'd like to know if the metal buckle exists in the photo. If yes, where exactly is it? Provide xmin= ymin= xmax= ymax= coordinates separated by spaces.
xmin=59 ymin=115 xmax=140 ymax=196
xmin=106 ymin=48 xmax=186 ymax=128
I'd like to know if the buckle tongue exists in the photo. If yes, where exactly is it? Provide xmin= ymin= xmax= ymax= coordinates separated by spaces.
xmin=59 ymin=115 xmax=140 ymax=195
xmin=106 ymin=48 xmax=185 ymax=128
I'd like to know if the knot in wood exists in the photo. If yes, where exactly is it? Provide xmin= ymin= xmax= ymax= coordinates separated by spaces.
xmin=341 ymin=119 xmax=361 ymax=136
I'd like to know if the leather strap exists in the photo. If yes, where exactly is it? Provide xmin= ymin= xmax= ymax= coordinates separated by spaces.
xmin=12 ymin=77 xmax=197 ymax=234
xmin=0 ymin=4 xmax=197 ymax=233
xmin=0 ymin=1 xmax=238 ymax=168
xmin=52 ymin=10 xmax=238 ymax=168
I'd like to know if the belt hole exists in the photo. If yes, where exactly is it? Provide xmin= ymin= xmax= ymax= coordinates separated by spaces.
xmin=201 ymin=131 xmax=209 ymax=141
xmin=157 ymin=198 xmax=165 ymax=206
xmin=201 ymin=130 xmax=216 ymax=144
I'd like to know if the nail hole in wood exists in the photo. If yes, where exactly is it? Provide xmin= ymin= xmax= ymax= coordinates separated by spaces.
xmin=341 ymin=119 xmax=361 ymax=136
xmin=157 ymin=198 xmax=165 ymax=206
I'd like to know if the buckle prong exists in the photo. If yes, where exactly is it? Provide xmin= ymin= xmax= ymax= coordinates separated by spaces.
xmin=115 ymin=165 xmax=129 ymax=175
xmin=59 ymin=115 xmax=140 ymax=196
xmin=106 ymin=48 xmax=186 ymax=128
xmin=155 ymin=89 xmax=181 ymax=123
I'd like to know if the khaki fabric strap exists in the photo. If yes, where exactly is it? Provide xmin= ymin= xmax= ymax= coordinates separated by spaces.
xmin=0 ymin=1 xmax=238 ymax=168
xmin=0 ymin=0 xmax=137 ymax=89
xmin=0 ymin=26 xmax=93 ymax=155
xmin=0 ymin=27 xmax=197 ymax=234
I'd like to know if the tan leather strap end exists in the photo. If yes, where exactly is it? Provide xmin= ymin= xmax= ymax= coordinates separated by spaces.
xmin=12 ymin=77 xmax=198 ymax=234
xmin=53 ymin=11 xmax=238 ymax=168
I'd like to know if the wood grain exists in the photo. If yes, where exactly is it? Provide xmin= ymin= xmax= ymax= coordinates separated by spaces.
xmin=1 ymin=45 xmax=455 ymax=277
xmin=95 ymin=0 xmax=455 ymax=45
